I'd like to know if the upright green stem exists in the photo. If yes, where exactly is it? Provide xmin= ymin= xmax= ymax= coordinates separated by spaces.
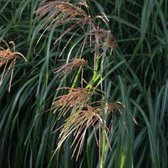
xmin=70 ymin=66 xmax=82 ymax=91
xmin=86 ymin=56 xmax=102 ymax=89
xmin=100 ymin=106 xmax=107 ymax=168
xmin=100 ymin=127 xmax=106 ymax=168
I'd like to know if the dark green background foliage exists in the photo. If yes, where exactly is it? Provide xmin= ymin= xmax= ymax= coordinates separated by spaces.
xmin=0 ymin=0 xmax=168 ymax=168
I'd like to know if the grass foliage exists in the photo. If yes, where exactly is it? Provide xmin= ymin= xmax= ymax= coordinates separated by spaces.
xmin=0 ymin=0 xmax=168 ymax=168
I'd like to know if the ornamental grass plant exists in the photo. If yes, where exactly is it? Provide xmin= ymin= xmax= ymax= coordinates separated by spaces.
xmin=0 ymin=0 xmax=168 ymax=168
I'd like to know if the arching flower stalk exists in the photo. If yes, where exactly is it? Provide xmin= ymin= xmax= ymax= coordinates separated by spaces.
xmin=0 ymin=38 xmax=27 ymax=91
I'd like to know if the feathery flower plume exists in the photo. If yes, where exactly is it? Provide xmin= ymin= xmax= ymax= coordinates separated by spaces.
xmin=35 ymin=1 xmax=88 ymax=27
xmin=105 ymin=101 xmax=125 ymax=113
xmin=0 ymin=38 xmax=27 ymax=91
xmin=89 ymin=28 xmax=117 ymax=49
xmin=54 ymin=58 xmax=88 ymax=77
xmin=56 ymin=105 xmax=101 ymax=160
xmin=52 ymin=87 xmax=90 ymax=117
